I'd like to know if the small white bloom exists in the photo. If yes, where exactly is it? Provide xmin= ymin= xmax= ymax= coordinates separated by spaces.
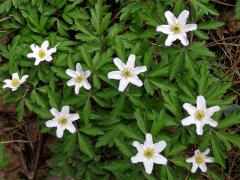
xmin=66 ymin=63 xmax=91 ymax=94
xmin=107 ymin=54 xmax=147 ymax=92
xmin=45 ymin=106 xmax=79 ymax=138
xmin=181 ymin=95 xmax=220 ymax=135
xmin=3 ymin=73 xmax=28 ymax=91
xmin=156 ymin=10 xmax=197 ymax=46
xmin=186 ymin=148 xmax=214 ymax=173
xmin=131 ymin=133 xmax=167 ymax=174
xmin=27 ymin=40 xmax=57 ymax=65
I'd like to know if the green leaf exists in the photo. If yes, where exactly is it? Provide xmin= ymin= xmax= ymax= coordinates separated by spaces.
xmin=151 ymin=109 xmax=167 ymax=136
xmin=211 ymin=134 xmax=225 ymax=168
xmin=16 ymin=100 xmax=24 ymax=122
xmin=198 ymin=21 xmax=224 ymax=30
xmin=82 ymin=97 xmax=91 ymax=125
xmin=48 ymin=89 xmax=60 ymax=109
xmin=80 ymin=46 xmax=93 ymax=69
xmin=114 ymin=137 xmax=132 ymax=157
xmin=217 ymin=113 xmax=240 ymax=129
xmin=77 ymin=132 xmax=95 ymax=159
xmin=236 ymin=0 xmax=240 ymax=17
xmin=134 ymin=109 xmax=147 ymax=134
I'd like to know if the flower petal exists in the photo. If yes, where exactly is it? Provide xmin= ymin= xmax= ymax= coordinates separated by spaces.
xmin=84 ymin=70 xmax=91 ymax=78
xmin=205 ymin=157 xmax=214 ymax=163
xmin=177 ymin=10 xmax=189 ymax=25
xmin=67 ymin=79 xmax=75 ymax=86
xmin=196 ymin=123 xmax=204 ymax=135
xmin=30 ymin=44 xmax=39 ymax=52
xmin=183 ymin=24 xmax=197 ymax=32
xmin=45 ymin=119 xmax=57 ymax=127
xmin=126 ymin=54 xmax=136 ymax=68
xmin=34 ymin=58 xmax=42 ymax=66
xmin=47 ymin=47 xmax=57 ymax=55
xmin=76 ymin=63 xmax=82 ymax=72
xmin=153 ymin=140 xmax=167 ymax=153
xmin=191 ymin=162 xmax=199 ymax=173
xmin=61 ymin=106 xmax=70 ymax=115
xmin=144 ymin=133 xmax=153 ymax=147
xmin=27 ymin=53 xmax=37 ymax=58
xmin=186 ymin=156 xmax=194 ymax=163
xmin=165 ymin=11 xmax=177 ymax=25
xmin=178 ymin=33 xmax=189 ymax=46
xmin=196 ymin=95 xmax=206 ymax=109
xmin=165 ymin=34 xmax=178 ymax=46
xmin=143 ymin=160 xmax=154 ymax=174
xmin=132 ymin=141 xmax=144 ymax=152
xmin=204 ymin=117 xmax=218 ymax=127
xmin=50 ymin=108 xmax=59 ymax=117
xmin=68 ymin=114 xmax=79 ymax=122
xmin=12 ymin=73 xmax=19 ymax=80
xmin=20 ymin=75 xmax=29 ymax=84
xmin=183 ymin=103 xmax=196 ymax=116
xmin=153 ymin=154 xmax=167 ymax=165
xmin=199 ymin=163 xmax=207 ymax=172
xmin=83 ymin=81 xmax=91 ymax=90
xmin=45 ymin=56 xmax=52 ymax=62
xmin=156 ymin=25 xmax=171 ymax=34
xmin=118 ymin=79 xmax=129 ymax=92
xmin=66 ymin=69 xmax=77 ymax=78
xmin=56 ymin=126 xmax=64 ymax=138
xmin=113 ymin=58 xmax=125 ymax=71
xmin=66 ymin=123 xmax=76 ymax=133
xmin=131 ymin=154 xmax=143 ymax=163
xmin=41 ymin=40 xmax=49 ymax=51
xmin=206 ymin=106 xmax=220 ymax=117
xmin=108 ymin=71 xmax=122 ymax=80
xmin=133 ymin=66 xmax=147 ymax=75
xmin=181 ymin=116 xmax=195 ymax=126
xmin=202 ymin=148 xmax=210 ymax=155
xmin=129 ymin=76 xmax=143 ymax=87
xmin=74 ymin=84 xmax=82 ymax=94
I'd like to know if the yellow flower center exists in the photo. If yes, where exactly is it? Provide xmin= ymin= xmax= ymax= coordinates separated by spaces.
xmin=195 ymin=110 xmax=205 ymax=121
xmin=171 ymin=24 xmax=181 ymax=33
xmin=11 ymin=78 xmax=20 ymax=87
xmin=144 ymin=148 xmax=155 ymax=159
xmin=38 ymin=50 xmax=46 ymax=58
xmin=58 ymin=117 xmax=68 ymax=126
xmin=75 ymin=75 xmax=84 ymax=83
xmin=195 ymin=155 xmax=204 ymax=164
xmin=122 ymin=68 xmax=133 ymax=78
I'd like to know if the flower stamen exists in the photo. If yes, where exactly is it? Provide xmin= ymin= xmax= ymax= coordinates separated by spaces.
xmin=144 ymin=148 xmax=155 ymax=159
xmin=195 ymin=110 xmax=205 ymax=121
xmin=58 ymin=117 xmax=68 ymax=125
xmin=195 ymin=155 xmax=204 ymax=164
xmin=122 ymin=68 xmax=133 ymax=78
xmin=38 ymin=50 xmax=46 ymax=58
xmin=75 ymin=76 xmax=84 ymax=83
xmin=11 ymin=78 xmax=20 ymax=87
xmin=171 ymin=24 xmax=182 ymax=33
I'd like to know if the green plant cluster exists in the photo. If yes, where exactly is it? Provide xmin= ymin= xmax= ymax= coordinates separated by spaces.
xmin=0 ymin=0 xmax=240 ymax=179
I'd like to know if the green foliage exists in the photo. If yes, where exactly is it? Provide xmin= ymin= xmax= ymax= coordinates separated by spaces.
xmin=0 ymin=0 xmax=239 ymax=179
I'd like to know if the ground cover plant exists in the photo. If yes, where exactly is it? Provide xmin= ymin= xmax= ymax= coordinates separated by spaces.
xmin=0 ymin=0 xmax=240 ymax=179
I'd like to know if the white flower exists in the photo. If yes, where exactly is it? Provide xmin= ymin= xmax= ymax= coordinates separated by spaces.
xmin=45 ymin=106 xmax=79 ymax=138
xmin=27 ymin=40 xmax=57 ymax=65
xmin=66 ymin=63 xmax=91 ymax=94
xmin=107 ymin=54 xmax=147 ymax=92
xmin=181 ymin=96 xmax=220 ymax=135
xmin=186 ymin=148 xmax=214 ymax=173
xmin=131 ymin=133 xmax=167 ymax=174
xmin=3 ymin=73 xmax=28 ymax=91
xmin=156 ymin=10 xmax=197 ymax=46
